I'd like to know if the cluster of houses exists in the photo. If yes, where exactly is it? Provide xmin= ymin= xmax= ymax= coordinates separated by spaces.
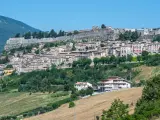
xmin=1 ymin=26 xmax=160 ymax=74
xmin=6 ymin=39 xmax=159 ymax=74
xmin=75 ymin=76 xmax=131 ymax=92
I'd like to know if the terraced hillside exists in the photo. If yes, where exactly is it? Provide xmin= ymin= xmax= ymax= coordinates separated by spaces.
xmin=25 ymin=87 xmax=143 ymax=120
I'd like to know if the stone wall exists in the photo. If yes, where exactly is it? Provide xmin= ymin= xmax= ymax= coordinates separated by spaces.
xmin=5 ymin=28 xmax=117 ymax=50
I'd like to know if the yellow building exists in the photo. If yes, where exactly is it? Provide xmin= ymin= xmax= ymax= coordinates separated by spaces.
xmin=3 ymin=69 xmax=14 ymax=76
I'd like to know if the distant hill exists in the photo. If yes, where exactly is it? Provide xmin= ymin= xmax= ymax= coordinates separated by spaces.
xmin=0 ymin=15 xmax=39 ymax=52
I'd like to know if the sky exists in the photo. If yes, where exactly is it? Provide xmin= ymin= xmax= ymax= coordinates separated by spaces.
xmin=0 ymin=0 xmax=160 ymax=31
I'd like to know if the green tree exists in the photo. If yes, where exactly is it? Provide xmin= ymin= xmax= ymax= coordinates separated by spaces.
xmin=86 ymin=87 xmax=94 ymax=96
xmin=6 ymin=64 xmax=13 ymax=68
xmin=131 ymin=31 xmax=139 ymax=42
xmin=102 ymin=99 xmax=129 ymax=120
xmin=15 ymin=33 xmax=20 ymax=38
xmin=127 ymin=55 xmax=133 ymax=62
xmin=35 ymin=49 xmax=40 ymax=54
xmin=137 ymin=55 xmax=141 ymax=62
xmin=57 ymin=30 xmax=65 ymax=37
xmin=71 ymin=43 xmax=76 ymax=51
xmin=142 ymin=51 xmax=149 ymax=61
xmin=110 ymin=55 xmax=116 ymax=64
xmin=32 ymin=32 xmax=38 ymax=38
xmin=69 ymin=101 xmax=75 ymax=108
xmin=93 ymin=58 xmax=100 ymax=65
xmin=101 ymin=24 xmax=106 ymax=29
xmin=24 ymin=32 xmax=31 ymax=39
xmin=153 ymin=35 xmax=160 ymax=42
xmin=73 ymin=30 xmax=79 ymax=35
xmin=49 ymin=29 xmax=57 ymax=38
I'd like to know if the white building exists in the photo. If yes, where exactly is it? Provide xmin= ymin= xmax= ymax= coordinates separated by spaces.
xmin=98 ymin=76 xmax=131 ymax=92
xmin=75 ymin=82 xmax=92 ymax=91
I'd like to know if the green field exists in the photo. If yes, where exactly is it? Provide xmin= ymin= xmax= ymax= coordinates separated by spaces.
xmin=0 ymin=92 xmax=70 ymax=116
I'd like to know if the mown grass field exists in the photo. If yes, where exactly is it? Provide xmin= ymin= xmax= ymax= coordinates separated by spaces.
xmin=133 ymin=65 xmax=160 ymax=82
xmin=25 ymin=87 xmax=143 ymax=120
xmin=0 ymin=92 xmax=70 ymax=116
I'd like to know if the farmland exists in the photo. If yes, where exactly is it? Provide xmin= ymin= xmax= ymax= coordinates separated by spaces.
xmin=25 ymin=87 xmax=143 ymax=120
xmin=0 ymin=92 xmax=70 ymax=116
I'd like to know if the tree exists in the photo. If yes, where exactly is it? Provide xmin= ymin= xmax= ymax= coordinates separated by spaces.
xmin=71 ymin=43 xmax=76 ymax=51
xmin=6 ymin=64 xmax=13 ymax=68
xmin=110 ymin=55 xmax=116 ymax=64
xmin=100 ymin=57 xmax=106 ymax=64
xmin=44 ymin=32 xmax=49 ymax=38
xmin=24 ymin=32 xmax=31 ymax=39
xmin=49 ymin=29 xmax=57 ymax=38
xmin=119 ymin=31 xmax=140 ymax=42
xmin=73 ymin=30 xmax=79 ymax=35
xmin=101 ymin=24 xmax=106 ymax=29
xmin=86 ymin=87 xmax=94 ymax=96
xmin=37 ymin=31 xmax=44 ymax=39
xmin=15 ymin=33 xmax=20 ymax=38
xmin=153 ymin=35 xmax=160 ymax=42
xmin=131 ymin=31 xmax=139 ymax=42
xmin=93 ymin=58 xmax=100 ymax=65
xmin=119 ymin=56 xmax=126 ymax=63
xmin=69 ymin=101 xmax=75 ymax=108
xmin=32 ymin=32 xmax=38 ymax=38
xmin=142 ymin=51 xmax=149 ymax=61
xmin=57 ymin=30 xmax=65 ymax=37
xmin=127 ymin=55 xmax=133 ymax=62
xmin=119 ymin=33 xmax=125 ymax=41
xmin=35 ymin=49 xmax=40 ymax=54
xmin=101 ymin=99 xmax=129 ymax=120
xmin=137 ymin=56 xmax=141 ymax=62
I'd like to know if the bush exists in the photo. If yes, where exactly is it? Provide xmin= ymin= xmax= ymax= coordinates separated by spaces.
xmin=69 ymin=101 xmax=75 ymax=108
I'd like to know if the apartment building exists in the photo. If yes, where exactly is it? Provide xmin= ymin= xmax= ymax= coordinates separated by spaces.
xmin=98 ymin=76 xmax=131 ymax=92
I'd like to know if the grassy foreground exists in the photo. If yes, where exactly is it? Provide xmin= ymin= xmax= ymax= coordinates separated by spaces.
xmin=25 ymin=88 xmax=143 ymax=120
xmin=0 ymin=92 xmax=70 ymax=116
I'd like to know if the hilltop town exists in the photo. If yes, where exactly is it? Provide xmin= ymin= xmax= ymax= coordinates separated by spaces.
xmin=0 ymin=25 xmax=159 ymax=74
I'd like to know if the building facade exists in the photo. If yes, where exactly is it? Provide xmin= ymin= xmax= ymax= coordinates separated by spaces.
xmin=98 ymin=76 xmax=131 ymax=92
xmin=75 ymin=82 xmax=92 ymax=91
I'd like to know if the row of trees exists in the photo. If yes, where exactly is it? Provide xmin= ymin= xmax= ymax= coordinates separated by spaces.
xmin=15 ymin=29 xmax=65 ymax=39
xmin=119 ymin=31 xmax=140 ymax=42
xmin=93 ymin=55 xmax=133 ymax=65
xmin=15 ymin=29 xmax=81 ymax=39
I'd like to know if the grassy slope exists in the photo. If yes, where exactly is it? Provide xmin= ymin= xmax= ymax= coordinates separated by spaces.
xmin=133 ymin=65 xmax=160 ymax=82
xmin=0 ymin=92 xmax=69 ymax=116
xmin=25 ymin=87 xmax=143 ymax=120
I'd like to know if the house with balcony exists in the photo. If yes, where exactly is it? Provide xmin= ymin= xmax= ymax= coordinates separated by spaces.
xmin=98 ymin=76 xmax=131 ymax=92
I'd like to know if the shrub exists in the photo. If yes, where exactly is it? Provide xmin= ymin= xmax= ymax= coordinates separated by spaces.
xmin=69 ymin=101 xmax=75 ymax=108
xmin=101 ymin=99 xmax=129 ymax=120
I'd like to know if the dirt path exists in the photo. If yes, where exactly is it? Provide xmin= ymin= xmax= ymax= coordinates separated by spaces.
xmin=25 ymin=87 xmax=142 ymax=120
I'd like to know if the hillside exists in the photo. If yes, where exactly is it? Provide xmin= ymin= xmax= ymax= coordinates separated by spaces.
xmin=25 ymin=87 xmax=143 ymax=120
xmin=0 ymin=92 xmax=69 ymax=116
xmin=0 ymin=15 xmax=39 ymax=51
xmin=133 ymin=65 xmax=160 ymax=82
